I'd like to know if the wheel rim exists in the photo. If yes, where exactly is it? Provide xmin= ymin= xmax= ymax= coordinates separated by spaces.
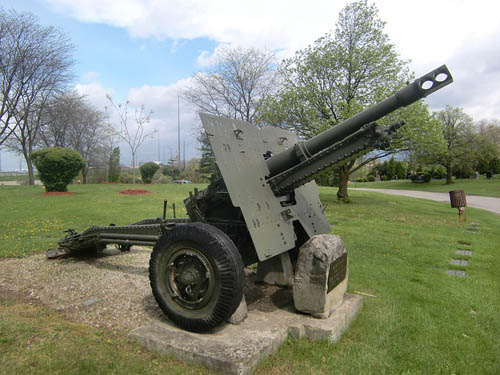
xmin=165 ymin=246 xmax=216 ymax=310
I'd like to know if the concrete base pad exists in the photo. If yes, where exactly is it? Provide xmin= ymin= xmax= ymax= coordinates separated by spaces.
xmin=129 ymin=293 xmax=362 ymax=375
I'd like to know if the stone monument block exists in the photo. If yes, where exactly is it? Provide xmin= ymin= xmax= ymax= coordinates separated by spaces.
xmin=293 ymin=234 xmax=348 ymax=318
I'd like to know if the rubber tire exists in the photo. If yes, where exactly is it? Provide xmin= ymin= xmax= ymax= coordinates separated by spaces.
xmin=149 ymin=223 xmax=244 ymax=332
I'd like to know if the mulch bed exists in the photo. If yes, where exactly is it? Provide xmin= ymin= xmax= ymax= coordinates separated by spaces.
xmin=119 ymin=189 xmax=151 ymax=195
xmin=43 ymin=192 xmax=76 ymax=196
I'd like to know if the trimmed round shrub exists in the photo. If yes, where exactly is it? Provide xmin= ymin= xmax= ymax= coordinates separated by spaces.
xmin=367 ymin=175 xmax=376 ymax=182
xmin=32 ymin=147 xmax=86 ymax=192
xmin=140 ymin=162 xmax=160 ymax=184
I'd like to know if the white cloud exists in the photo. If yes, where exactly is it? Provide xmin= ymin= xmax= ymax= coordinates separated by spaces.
xmin=196 ymin=43 xmax=231 ymax=67
xmin=45 ymin=0 xmax=500 ymax=60
xmin=74 ymin=77 xmax=200 ymax=164
xmin=54 ymin=0 xmax=500 ymax=120
xmin=74 ymin=81 xmax=113 ymax=111
xmin=45 ymin=0 xmax=344 ymax=54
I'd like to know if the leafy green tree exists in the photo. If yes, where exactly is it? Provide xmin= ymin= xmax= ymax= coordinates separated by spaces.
xmin=139 ymin=162 xmax=160 ymax=184
xmin=32 ymin=147 xmax=85 ymax=192
xmin=369 ymin=157 xmax=407 ymax=180
xmin=472 ymin=133 xmax=500 ymax=174
xmin=162 ymin=164 xmax=181 ymax=181
xmin=426 ymin=106 xmax=475 ymax=184
xmin=477 ymin=119 xmax=500 ymax=153
xmin=108 ymin=147 xmax=120 ymax=182
xmin=197 ymin=133 xmax=220 ymax=182
xmin=259 ymin=0 xmax=436 ymax=201
xmin=182 ymin=158 xmax=202 ymax=183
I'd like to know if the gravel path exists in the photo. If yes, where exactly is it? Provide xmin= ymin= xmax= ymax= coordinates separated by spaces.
xmin=350 ymin=188 xmax=500 ymax=215
xmin=0 ymin=248 xmax=166 ymax=332
xmin=0 ymin=247 xmax=284 ymax=332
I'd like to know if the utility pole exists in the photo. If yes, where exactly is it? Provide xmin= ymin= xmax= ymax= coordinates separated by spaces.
xmin=156 ymin=130 xmax=160 ymax=163
xmin=177 ymin=96 xmax=181 ymax=169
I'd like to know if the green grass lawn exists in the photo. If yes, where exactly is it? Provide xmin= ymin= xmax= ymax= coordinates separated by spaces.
xmin=351 ymin=175 xmax=500 ymax=197
xmin=0 ymin=183 xmax=204 ymax=257
xmin=1 ymin=183 xmax=500 ymax=374
xmin=0 ymin=291 xmax=208 ymax=375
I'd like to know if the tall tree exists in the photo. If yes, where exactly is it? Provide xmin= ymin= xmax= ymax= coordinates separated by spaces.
xmin=197 ymin=132 xmax=220 ymax=181
xmin=183 ymin=46 xmax=277 ymax=123
xmin=477 ymin=119 xmax=500 ymax=153
xmin=471 ymin=133 xmax=500 ymax=174
xmin=108 ymin=146 xmax=121 ymax=183
xmin=427 ymin=106 xmax=475 ymax=184
xmin=259 ymin=1 xmax=435 ymax=201
xmin=183 ymin=46 xmax=278 ymax=178
xmin=38 ymin=91 xmax=84 ymax=148
xmin=67 ymin=104 xmax=106 ymax=184
xmin=39 ymin=91 xmax=108 ymax=184
xmin=105 ymin=95 xmax=153 ymax=184
xmin=0 ymin=9 xmax=73 ymax=184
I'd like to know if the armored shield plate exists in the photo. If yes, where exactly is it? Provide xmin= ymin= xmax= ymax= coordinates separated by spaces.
xmin=200 ymin=114 xmax=330 ymax=261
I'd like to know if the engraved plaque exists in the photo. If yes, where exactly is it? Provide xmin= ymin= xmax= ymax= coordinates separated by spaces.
xmin=327 ymin=253 xmax=347 ymax=292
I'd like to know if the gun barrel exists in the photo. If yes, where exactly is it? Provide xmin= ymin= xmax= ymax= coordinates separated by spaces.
xmin=265 ymin=65 xmax=453 ymax=179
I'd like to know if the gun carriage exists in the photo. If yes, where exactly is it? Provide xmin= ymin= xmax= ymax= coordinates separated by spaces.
xmin=51 ymin=65 xmax=453 ymax=332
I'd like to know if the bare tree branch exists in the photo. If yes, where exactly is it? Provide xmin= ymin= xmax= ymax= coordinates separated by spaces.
xmin=105 ymin=95 xmax=153 ymax=184
xmin=182 ymin=46 xmax=277 ymax=124
xmin=0 ymin=9 xmax=74 ymax=184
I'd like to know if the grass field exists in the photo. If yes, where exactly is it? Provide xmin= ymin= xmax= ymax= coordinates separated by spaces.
xmin=352 ymin=175 xmax=500 ymax=197
xmin=1 ymin=183 xmax=500 ymax=374
xmin=0 ymin=183 xmax=201 ymax=257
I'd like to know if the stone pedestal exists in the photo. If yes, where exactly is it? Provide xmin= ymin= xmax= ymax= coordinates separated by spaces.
xmin=293 ymin=234 xmax=348 ymax=318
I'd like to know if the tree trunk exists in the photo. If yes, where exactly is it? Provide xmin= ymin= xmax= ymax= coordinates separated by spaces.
xmin=132 ymin=153 xmax=136 ymax=185
xmin=82 ymin=165 xmax=88 ymax=184
xmin=108 ymin=152 xmax=112 ymax=183
xmin=21 ymin=147 xmax=35 ymax=185
xmin=336 ymin=165 xmax=350 ymax=202
xmin=27 ymin=158 xmax=35 ymax=185
xmin=445 ymin=162 xmax=453 ymax=184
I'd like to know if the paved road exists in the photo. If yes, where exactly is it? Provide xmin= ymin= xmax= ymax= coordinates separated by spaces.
xmin=350 ymin=188 xmax=500 ymax=215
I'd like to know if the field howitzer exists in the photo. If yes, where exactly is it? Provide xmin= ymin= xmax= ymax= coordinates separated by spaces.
xmin=51 ymin=65 xmax=453 ymax=332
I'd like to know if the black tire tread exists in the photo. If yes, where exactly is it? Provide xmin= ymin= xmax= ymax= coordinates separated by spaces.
xmin=149 ymin=222 xmax=244 ymax=332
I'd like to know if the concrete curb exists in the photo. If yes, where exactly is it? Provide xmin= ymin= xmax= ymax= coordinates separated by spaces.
xmin=129 ymin=293 xmax=362 ymax=375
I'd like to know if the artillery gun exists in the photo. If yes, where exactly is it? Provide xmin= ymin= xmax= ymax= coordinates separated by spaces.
xmin=51 ymin=65 xmax=453 ymax=332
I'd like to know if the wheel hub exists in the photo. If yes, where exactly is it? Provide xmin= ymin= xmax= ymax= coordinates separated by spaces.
xmin=166 ymin=248 xmax=215 ymax=309
xmin=179 ymin=267 xmax=200 ymax=284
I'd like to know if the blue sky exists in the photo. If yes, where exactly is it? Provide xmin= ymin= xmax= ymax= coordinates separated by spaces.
xmin=1 ymin=0 xmax=500 ymax=171
xmin=1 ymin=0 xmax=218 ymax=91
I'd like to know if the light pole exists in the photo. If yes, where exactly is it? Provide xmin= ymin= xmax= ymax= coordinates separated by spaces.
xmin=154 ymin=130 xmax=160 ymax=163
xmin=177 ymin=96 xmax=181 ymax=169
